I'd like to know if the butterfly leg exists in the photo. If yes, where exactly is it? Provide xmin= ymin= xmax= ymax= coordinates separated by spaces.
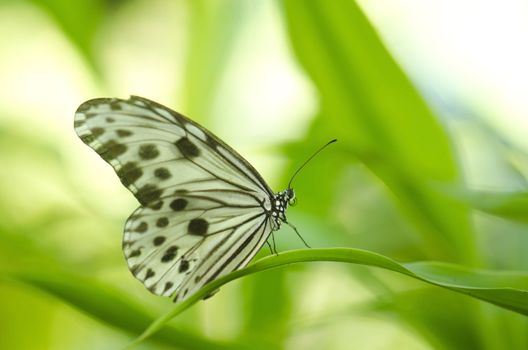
xmin=271 ymin=232 xmax=278 ymax=256
xmin=266 ymin=240 xmax=274 ymax=255
xmin=286 ymin=221 xmax=311 ymax=248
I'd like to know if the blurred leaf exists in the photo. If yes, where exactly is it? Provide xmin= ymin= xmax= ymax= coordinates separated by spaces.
xmin=134 ymin=248 xmax=528 ymax=345
xmin=373 ymin=288 xmax=484 ymax=349
xmin=29 ymin=0 xmax=108 ymax=73
xmin=182 ymin=0 xmax=248 ymax=119
xmin=0 ymin=122 xmax=63 ymax=162
xmin=292 ymin=288 xmax=486 ymax=349
xmin=282 ymin=0 xmax=474 ymax=262
xmin=0 ymin=285 xmax=57 ymax=349
xmin=451 ymin=189 xmax=528 ymax=223
xmin=241 ymin=269 xmax=291 ymax=347
xmin=4 ymin=269 xmax=252 ymax=350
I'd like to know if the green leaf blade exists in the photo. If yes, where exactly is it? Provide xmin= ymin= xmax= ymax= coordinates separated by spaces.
xmin=134 ymin=248 xmax=528 ymax=344
xmin=282 ymin=0 xmax=475 ymax=263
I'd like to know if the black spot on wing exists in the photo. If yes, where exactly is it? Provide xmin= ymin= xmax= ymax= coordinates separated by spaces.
xmin=154 ymin=167 xmax=171 ymax=180
xmin=161 ymin=254 xmax=176 ymax=263
xmin=179 ymin=259 xmax=190 ymax=272
xmin=170 ymin=198 xmax=187 ymax=211
xmin=161 ymin=245 xmax=177 ymax=262
xmin=91 ymin=127 xmax=105 ymax=137
xmin=138 ymin=144 xmax=160 ymax=160
xmin=153 ymin=236 xmax=166 ymax=246
xmin=175 ymin=137 xmax=200 ymax=157
xmin=145 ymin=268 xmax=155 ymax=279
xmin=117 ymin=162 xmax=143 ymax=186
xmin=188 ymin=218 xmax=208 ymax=236
xmin=99 ymin=140 xmax=127 ymax=161
xmin=156 ymin=217 xmax=169 ymax=227
xmin=117 ymin=129 xmax=132 ymax=137
xmin=135 ymin=221 xmax=148 ymax=233
xmin=136 ymin=184 xmax=163 ymax=205
xmin=128 ymin=249 xmax=141 ymax=258
xmin=164 ymin=282 xmax=173 ymax=292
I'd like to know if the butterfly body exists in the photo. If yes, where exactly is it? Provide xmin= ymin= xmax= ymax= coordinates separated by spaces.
xmin=270 ymin=189 xmax=295 ymax=230
xmin=74 ymin=96 xmax=293 ymax=303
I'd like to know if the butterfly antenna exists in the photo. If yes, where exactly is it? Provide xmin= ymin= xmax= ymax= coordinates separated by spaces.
xmin=287 ymin=139 xmax=337 ymax=189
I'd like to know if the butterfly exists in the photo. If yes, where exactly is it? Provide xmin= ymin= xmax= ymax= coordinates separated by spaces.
xmin=74 ymin=96 xmax=335 ymax=303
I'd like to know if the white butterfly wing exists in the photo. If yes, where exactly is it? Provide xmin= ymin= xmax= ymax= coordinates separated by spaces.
xmin=74 ymin=96 xmax=275 ymax=302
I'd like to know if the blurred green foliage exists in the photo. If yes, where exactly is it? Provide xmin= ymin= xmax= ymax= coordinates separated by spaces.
xmin=1 ymin=1 xmax=527 ymax=349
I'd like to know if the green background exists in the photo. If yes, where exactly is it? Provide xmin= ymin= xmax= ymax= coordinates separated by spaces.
xmin=1 ymin=1 xmax=528 ymax=349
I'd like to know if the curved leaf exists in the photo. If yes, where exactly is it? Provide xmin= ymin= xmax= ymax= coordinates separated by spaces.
xmin=451 ymin=189 xmax=528 ymax=223
xmin=132 ymin=248 xmax=528 ymax=345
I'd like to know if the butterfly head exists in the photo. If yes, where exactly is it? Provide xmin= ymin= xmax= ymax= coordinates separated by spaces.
xmin=286 ymin=188 xmax=296 ymax=206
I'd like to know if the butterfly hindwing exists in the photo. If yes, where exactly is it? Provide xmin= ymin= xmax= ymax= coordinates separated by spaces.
xmin=74 ymin=96 xmax=275 ymax=302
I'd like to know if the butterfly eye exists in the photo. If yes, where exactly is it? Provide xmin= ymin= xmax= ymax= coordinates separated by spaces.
xmin=289 ymin=197 xmax=297 ymax=206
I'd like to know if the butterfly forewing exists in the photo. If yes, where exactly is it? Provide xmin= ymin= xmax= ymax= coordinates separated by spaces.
xmin=74 ymin=96 xmax=275 ymax=302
